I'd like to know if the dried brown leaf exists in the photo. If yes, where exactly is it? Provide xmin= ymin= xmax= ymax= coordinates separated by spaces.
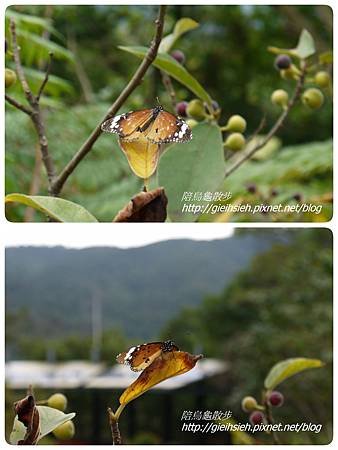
xmin=14 ymin=395 xmax=41 ymax=444
xmin=113 ymin=187 xmax=168 ymax=222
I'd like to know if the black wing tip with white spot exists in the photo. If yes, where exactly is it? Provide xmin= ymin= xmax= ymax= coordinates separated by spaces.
xmin=148 ymin=121 xmax=192 ymax=144
xmin=101 ymin=114 xmax=128 ymax=134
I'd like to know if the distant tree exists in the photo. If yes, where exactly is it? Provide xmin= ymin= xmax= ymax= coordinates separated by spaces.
xmin=162 ymin=229 xmax=332 ymax=443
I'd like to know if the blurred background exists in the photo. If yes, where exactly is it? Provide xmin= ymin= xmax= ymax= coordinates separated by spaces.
xmin=5 ymin=229 xmax=332 ymax=444
xmin=5 ymin=5 xmax=333 ymax=222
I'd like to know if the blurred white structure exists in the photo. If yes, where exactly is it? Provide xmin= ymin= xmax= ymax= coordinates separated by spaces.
xmin=5 ymin=361 xmax=105 ymax=389
xmin=6 ymin=359 xmax=228 ymax=390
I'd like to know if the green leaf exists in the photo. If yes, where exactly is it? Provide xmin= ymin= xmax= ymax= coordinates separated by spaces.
xmin=39 ymin=407 xmax=75 ymax=439
xmin=6 ymin=10 xmax=64 ymax=41
xmin=16 ymin=28 xmax=74 ymax=61
xmin=319 ymin=51 xmax=333 ymax=65
xmin=159 ymin=18 xmax=199 ymax=53
xmin=5 ymin=194 xmax=98 ymax=222
xmin=293 ymin=29 xmax=316 ymax=59
xmin=119 ymin=46 xmax=212 ymax=105
xmin=264 ymin=357 xmax=324 ymax=390
xmin=10 ymin=406 xmax=75 ymax=444
xmin=158 ymin=122 xmax=225 ymax=221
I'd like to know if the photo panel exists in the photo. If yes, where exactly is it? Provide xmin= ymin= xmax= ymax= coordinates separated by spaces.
xmin=4 ymin=4 xmax=333 ymax=223
xmin=5 ymin=228 xmax=333 ymax=444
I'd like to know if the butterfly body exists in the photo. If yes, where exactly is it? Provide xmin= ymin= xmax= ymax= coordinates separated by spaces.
xmin=101 ymin=106 xmax=192 ymax=144
xmin=116 ymin=340 xmax=179 ymax=372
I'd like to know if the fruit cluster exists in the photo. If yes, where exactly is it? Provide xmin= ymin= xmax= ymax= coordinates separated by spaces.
xmin=241 ymin=391 xmax=284 ymax=426
xmin=271 ymin=53 xmax=330 ymax=110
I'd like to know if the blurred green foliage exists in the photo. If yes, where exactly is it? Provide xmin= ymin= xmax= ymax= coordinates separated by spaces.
xmin=162 ymin=228 xmax=332 ymax=444
xmin=5 ymin=5 xmax=332 ymax=222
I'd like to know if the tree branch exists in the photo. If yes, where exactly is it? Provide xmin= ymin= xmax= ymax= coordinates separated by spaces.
xmin=108 ymin=408 xmax=122 ymax=445
xmin=37 ymin=52 xmax=53 ymax=101
xmin=5 ymin=94 xmax=32 ymax=115
xmin=224 ymin=66 xmax=306 ymax=179
xmin=264 ymin=399 xmax=281 ymax=445
xmin=50 ymin=5 xmax=167 ymax=196
xmin=9 ymin=19 xmax=56 ymax=189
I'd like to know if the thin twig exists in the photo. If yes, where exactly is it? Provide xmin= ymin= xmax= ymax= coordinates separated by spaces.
xmin=9 ymin=19 xmax=56 ymax=189
xmin=161 ymin=71 xmax=177 ymax=111
xmin=68 ymin=33 xmax=95 ymax=103
xmin=246 ymin=114 xmax=267 ymax=144
xmin=264 ymin=400 xmax=281 ymax=444
xmin=5 ymin=94 xmax=32 ymax=115
xmin=224 ymin=67 xmax=306 ymax=179
xmin=108 ymin=408 xmax=122 ymax=445
xmin=51 ymin=5 xmax=167 ymax=196
xmin=37 ymin=52 xmax=53 ymax=101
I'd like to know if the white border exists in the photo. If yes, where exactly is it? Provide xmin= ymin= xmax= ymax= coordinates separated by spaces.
xmin=1 ymin=1 xmax=336 ymax=449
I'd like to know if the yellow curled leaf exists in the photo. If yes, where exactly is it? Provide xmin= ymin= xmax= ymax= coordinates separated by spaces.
xmin=119 ymin=137 xmax=161 ymax=179
xmin=119 ymin=351 xmax=202 ymax=406
xmin=264 ymin=357 xmax=324 ymax=390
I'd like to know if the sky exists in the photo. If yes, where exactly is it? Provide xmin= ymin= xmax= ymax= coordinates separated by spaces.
xmin=4 ymin=224 xmax=234 ymax=249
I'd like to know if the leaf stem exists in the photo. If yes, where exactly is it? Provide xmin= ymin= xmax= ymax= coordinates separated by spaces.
xmin=114 ymin=403 xmax=126 ymax=421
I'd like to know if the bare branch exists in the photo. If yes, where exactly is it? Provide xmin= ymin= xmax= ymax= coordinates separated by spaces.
xmin=10 ymin=19 xmax=35 ymax=106
xmin=264 ymin=398 xmax=281 ymax=444
xmin=9 ymin=19 xmax=56 ymax=189
xmin=37 ymin=52 xmax=53 ymax=101
xmin=107 ymin=408 xmax=122 ymax=445
xmin=224 ymin=67 xmax=306 ymax=179
xmin=51 ymin=5 xmax=167 ymax=196
xmin=5 ymin=94 xmax=32 ymax=115
xmin=246 ymin=114 xmax=267 ymax=144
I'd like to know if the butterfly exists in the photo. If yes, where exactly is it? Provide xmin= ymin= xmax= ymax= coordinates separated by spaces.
xmin=101 ymin=105 xmax=192 ymax=144
xmin=116 ymin=340 xmax=179 ymax=372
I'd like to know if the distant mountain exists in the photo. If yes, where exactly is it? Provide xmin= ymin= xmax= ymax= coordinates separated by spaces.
xmin=6 ymin=234 xmax=275 ymax=340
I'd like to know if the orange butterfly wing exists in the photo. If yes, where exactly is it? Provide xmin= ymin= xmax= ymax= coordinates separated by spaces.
xmin=101 ymin=110 xmax=154 ymax=141
xmin=116 ymin=341 xmax=179 ymax=372
xmin=101 ymin=108 xmax=192 ymax=144
xmin=146 ymin=111 xmax=192 ymax=144
xmin=116 ymin=343 xmax=163 ymax=372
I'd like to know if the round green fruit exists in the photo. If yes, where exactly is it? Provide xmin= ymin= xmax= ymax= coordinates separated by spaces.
xmin=302 ymin=88 xmax=324 ymax=109
xmin=226 ymin=115 xmax=247 ymax=133
xmin=314 ymin=71 xmax=330 ymax=88
xmin=5 ymin=68 xmax=17 ymax=88
xmin=47 ymin=393 xmax=68 ymax=412
xmin=186 ymin=99 xmax=206 ymax=121
xmin=271 ymin=89 xmax=289 ymax=108
xmin=225 ymin=132 xmax=246 ymax=151
xmin=186 ymin=119 xmax=198 ymax=129
xmin=53 ymin=420 xmax=75 ymax=440
xmin=241 ymin=396 xmax=258 ymax=412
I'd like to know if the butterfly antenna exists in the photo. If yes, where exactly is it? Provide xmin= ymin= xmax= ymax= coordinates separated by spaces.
xmin=156 ymin=96 xmax=161 ymax=107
